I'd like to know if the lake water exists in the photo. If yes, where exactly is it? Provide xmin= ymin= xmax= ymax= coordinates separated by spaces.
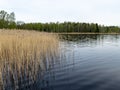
xmin=41 ymin=34 xmax=120 ymax=90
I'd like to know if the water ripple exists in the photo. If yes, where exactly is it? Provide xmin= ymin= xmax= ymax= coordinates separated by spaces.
xmin=42 ymin=35 xmax=120 ymax=90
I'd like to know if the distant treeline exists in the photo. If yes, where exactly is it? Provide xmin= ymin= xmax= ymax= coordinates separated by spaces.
xmin=0 ymin=10 xmax=120 ymax=33
xmin=17 ymin=22 xmax=120 ymax=33
xmin=0 ymin=10 xmax=16 ymax=29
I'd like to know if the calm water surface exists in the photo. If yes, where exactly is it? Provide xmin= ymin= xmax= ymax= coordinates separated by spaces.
xmin=41 ymin=34 xmax=120 ymax=90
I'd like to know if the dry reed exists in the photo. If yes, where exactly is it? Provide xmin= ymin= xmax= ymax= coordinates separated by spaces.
xmin=0 ymin=29 xmax=59 ymax=90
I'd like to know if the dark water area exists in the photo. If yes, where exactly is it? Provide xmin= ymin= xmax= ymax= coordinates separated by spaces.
xmin=41 ymin=34 xmax=120 ymax=90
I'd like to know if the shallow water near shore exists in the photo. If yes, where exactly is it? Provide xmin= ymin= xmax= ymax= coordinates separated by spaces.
xmin=41 ymin=34 xmax=120 ymax=90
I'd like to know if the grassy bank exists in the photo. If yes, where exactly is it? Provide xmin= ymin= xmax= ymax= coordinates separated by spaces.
xmin=0 ymin=29 xmax=59 ymax=90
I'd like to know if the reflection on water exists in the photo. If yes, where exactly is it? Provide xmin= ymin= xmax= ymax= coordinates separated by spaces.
xmin=2 ymin=34 xmax=120 ymax=90
xmin=41 ymin=34 xmax=120 ymax=90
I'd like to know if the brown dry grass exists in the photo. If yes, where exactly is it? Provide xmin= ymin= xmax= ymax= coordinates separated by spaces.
xmin=0 ymin=29 xmax=59 ymax=89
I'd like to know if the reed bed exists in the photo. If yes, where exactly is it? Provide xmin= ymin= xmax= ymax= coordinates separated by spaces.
xmin=0 ymin=29 xmax=59 ymax=90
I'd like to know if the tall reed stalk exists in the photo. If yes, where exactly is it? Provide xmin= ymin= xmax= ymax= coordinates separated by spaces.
xmin=0 ymin=29 xmax=59 ymax=90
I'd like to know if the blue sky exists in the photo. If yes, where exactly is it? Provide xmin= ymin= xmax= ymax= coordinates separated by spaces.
xmin=0 ymin=0 xmax=120 ymax=26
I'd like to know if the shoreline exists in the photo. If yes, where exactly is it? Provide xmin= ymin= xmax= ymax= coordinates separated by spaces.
xmin=56 ymin=32 xmax=120 ymax=35
xmin=1 ymin=29 xmax=120 ymax=35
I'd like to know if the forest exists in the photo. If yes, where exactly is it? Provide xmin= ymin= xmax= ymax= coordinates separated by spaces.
xmin=0 ymin=10 xmax=120 ymax=33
